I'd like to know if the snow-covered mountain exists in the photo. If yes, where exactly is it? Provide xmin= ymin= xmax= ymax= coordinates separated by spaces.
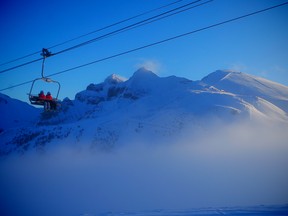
xmin=0 ymin=93 xmax=40 ymax=131
xmin=1 ymin=68 xmax=288 ymax=216
xmin=0 ymin=68 xmax=288 ymax=155
xmin=202 ymin=70 xmax=288 ymax=114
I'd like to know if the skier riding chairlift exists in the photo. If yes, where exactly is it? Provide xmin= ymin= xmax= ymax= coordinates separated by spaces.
xmin=28 ymin=48 xmax=61 ymax=111
xmin=45 ymin=91 xmax=57 ymax=110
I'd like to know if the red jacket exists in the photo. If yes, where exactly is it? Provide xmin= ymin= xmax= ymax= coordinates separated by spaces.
xmin=38 ymin=93 xmax=46 ymax=100
xmin=46 ymin=95 xmax=53 ymax=100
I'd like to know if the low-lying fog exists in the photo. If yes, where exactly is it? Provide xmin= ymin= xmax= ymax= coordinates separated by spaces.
xmin=1 ymin=122 xmax=288 ymax=216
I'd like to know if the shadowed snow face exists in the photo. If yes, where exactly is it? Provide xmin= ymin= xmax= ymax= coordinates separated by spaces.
xmin=0 ymin=122 xmax=288 ymax=216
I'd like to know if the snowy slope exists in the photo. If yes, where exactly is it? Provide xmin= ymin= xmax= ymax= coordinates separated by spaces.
xmin=0 ymin=68 xmax=288 ymax=155
xmin=202 ymin=70 xmax=288 ymax=113
xmin=0 ymin=93 xmax=40 ymax=131
xmin=93 ymin=205 xmax=288 ymax=216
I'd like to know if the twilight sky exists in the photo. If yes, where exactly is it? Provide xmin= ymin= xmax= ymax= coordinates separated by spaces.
xmin=1 ymin=0 xmax=288 ymax=102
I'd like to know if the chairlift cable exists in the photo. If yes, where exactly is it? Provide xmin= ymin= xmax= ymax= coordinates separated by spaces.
xmin=116 ymin=0 xmax=213 ymax=36
xmin=0 ymin=0 xmax=203 ymax=74
xmin=48 ymin=0 xmax=186 ymax=50
xmin=44 ymin=1 xmax=288 ymax=77
xmin=53 ymin=0 xmax=202 ymax=55
xmin=0 ymin=0 xmax=186 ymax=67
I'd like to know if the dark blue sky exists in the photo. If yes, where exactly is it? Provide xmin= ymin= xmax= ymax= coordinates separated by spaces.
xmin=1 ymin=0 xmax=288 ymax=102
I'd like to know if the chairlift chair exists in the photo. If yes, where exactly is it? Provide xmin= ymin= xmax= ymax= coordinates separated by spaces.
xmin=28 ymin=77 xmax=61 ymax=106
xmin=28 ymin=48 xmax=61 ymax=108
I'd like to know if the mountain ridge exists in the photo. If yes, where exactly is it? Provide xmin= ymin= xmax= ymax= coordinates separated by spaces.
xmin=202 ymin=70 xmax=288 ymax=112
xmin=0 ymin=69 xmax=287 ymax=156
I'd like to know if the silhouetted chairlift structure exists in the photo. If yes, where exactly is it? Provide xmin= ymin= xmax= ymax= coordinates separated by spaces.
xmin=28 ymin=48 xmax=61 ymax=109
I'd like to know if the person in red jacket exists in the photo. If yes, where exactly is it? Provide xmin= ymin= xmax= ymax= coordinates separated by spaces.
xmin=46 ymin=92 xmax=53 ymax=100
xmin=46 ymin=92 xmax=57 ymax=110
xmin=38 ymin=90 xmax=49 ymax=110
xmin=38 ymin=91 xmax=46 ymax=100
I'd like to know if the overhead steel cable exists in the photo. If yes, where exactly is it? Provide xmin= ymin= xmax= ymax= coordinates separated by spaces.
xmin=0 ymin=0 xmax=186 ymax=67
xmin=0 ymin=50 xmax=55 ymax=74
xmin=0 ymin=51 xmax=41 ymax=67
xmin=1 ymin=1 xmax=287 ymax=92
xmin=0 ymin=0 xmax=203 ymax=74
xmin=48 ymin=0 xmax=186 ymax=50
xmin=53 ymin=0 xmax=202 ymax=55
xmin=52 ymin=0 xmax=212 ymax=51
xmin=114 ymin=0 xmax=213 ymax=37
xmin=0 ymin=58 xmax=43 ymax=74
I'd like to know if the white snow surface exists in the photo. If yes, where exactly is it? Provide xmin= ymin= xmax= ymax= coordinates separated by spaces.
xmin=0 ymin=93 xmax=40 ymax=131
xmin=202 ymin=70 xmax=288 ymax=113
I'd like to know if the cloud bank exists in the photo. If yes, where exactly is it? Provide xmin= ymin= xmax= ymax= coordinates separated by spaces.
xmin=0 ymin=122 xmax=288 ymax=216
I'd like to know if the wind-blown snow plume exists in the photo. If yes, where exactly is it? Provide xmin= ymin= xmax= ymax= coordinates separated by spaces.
xmin=136 ymin=60 xmax=162 ymax=74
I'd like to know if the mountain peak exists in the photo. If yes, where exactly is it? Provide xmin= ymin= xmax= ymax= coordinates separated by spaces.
xmin=201 ymin=69 xmax=241 ymax=85
xmin=132 ymin=67 xmax=159 ymax=78
xmin=202 ymin=70 xmax=288 ymax=113
xmin=104 ymin=74 xmax=126 ymax=85
xmin=125 ymin=68 xmax=160 ymax=92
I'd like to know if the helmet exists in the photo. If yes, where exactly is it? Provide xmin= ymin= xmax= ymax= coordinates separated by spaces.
xmin=40 ymin=91 xmax=44 ymax=94
xmin=47 ymin=92 xmax=51 ymax=95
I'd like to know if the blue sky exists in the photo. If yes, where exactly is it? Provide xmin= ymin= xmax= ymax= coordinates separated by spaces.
xmin=1 ymin=0 xmax=288 ymax=103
